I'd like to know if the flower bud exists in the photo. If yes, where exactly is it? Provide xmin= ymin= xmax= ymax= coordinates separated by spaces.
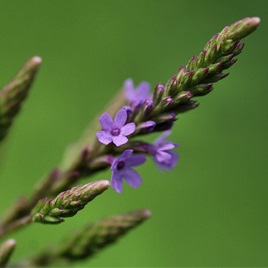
xmin=191 ymin=84 xmax=213 ymax=96
xmin=136 ymin=121 xmax=156 ymax=134
xmin=166 ymin=76 xmax=178 ymax=97
xmin=153 ymin=83 xmax=165 ymax=106
xmin=153 ymin=112 xmax=176 ymax=124
xmin=174 ymin=100 xmax=199 ymax=113
xmin=203 ymin=72 xmax=229 ymax=83
xmin=142 ymin=100 xmax=154 ymax=118
xmin=162 ymin=96 xmax=173 ymax=109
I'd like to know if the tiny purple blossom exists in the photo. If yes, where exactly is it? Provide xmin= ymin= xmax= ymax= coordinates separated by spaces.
xmin=151 ymin=131 xmax=179 ymax=170
xmin=124 ymin=79 xmax=152 ymax=106
xmin=111 ymin=149 xmax=146 ymax=193
xmin=96 ymin=108 xmax=135 ymax=147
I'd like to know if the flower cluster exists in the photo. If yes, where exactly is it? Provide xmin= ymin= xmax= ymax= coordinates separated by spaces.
xmin=96 ymin=79 xmax=179 ymax=193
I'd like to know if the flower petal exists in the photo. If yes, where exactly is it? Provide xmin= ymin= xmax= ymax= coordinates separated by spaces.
xmin=159 ymin=143 xmax=177 ymax=151
xmin=127 ymin=154 xmax=146 ymax=167
xmin=123 ymin=168 xmax=142 ymax=188
xmin=121 ymin=122 xmax=136 ymax=136
xmin=114 ymin=109 xmax=127 ymax=128
xmin=154 ymin=130 xmax=172 ymax=146
xmin=169 ymin=151 xmax=179 ymax=166
xmin=112 ymin=135 xmax=128 ymax=147
xmin=96 ymin=131 xmax=112 ymax=145
xmin=154 ymin=151 xmax=178 ymax=171
xmin=111 ymin=171 xmax=124 ymax=193
xmin=119 ymin=149 xmax=133 ymax=160
xmin=124 ymin=79 xmax=135 ymax=101
xmin=136 ymin=82 xmax=151 ymax=100
xmin=111 ymin=158 xmax=119 ymax=171
xmin=99 ymin=113 xmax=113 ymax=130
xmin=155 ymin=150 xmax=172 ymax=162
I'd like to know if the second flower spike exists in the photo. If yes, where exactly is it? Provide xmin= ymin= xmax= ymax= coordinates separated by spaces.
xmin=96 ymin=108 xmax=136 ymax=147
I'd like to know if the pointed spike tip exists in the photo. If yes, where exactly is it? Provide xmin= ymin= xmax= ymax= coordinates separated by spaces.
xmin=251 ymin=17 xmax=261 ymax=26
xmin=245 ymin=17 xmax=261 ymax=33
xmin=98 ymin=180 xmax=110 ymax=190
xmin=142 ymin=209 xmax=152 ymax=218
xmin=32 ymin=56 xmax=42 ymax=64
xmin=0 ymin=239 xmax=16 ymax=267
xmin=5 ymin=239 xmax=16 ymax=247
xmin=228 ymin=17 xmax=261 ymax=41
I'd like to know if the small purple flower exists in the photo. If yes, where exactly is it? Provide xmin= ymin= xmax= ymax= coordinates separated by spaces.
xmin=111 ymin=149 xmax=146 ymax=193
xmin=124 ymin=79 xmax=152 ymax=106
xmin=96 ymin=108 xmax=135 ymax=147
xmin=151 ymin=131 xmax=179 ymax=170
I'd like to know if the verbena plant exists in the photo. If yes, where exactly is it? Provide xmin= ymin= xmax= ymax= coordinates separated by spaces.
xmin=0 ymin=17 xmax=260 ymax=267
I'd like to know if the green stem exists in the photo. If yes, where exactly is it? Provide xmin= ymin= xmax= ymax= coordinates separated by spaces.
xmin=0 ymin=216 xmax=32 ymax=239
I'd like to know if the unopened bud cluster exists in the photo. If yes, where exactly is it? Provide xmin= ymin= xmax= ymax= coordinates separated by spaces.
xmin=31 ymin=181 xmax=109 ymax=224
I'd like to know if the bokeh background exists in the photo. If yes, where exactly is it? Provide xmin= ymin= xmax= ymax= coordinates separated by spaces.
xmin=0 ymin=0 xmax=267 ymax=267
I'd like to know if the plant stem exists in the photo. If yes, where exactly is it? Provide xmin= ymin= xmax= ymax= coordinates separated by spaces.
xmin=0 ymin=216 xmax=32 ymax=238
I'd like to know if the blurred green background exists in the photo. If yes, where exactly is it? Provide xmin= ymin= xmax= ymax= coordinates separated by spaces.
xmin=0 ymin=0 xmax=267 ymax=267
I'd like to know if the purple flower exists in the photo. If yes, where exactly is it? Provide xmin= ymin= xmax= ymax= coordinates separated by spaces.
xmin=96 ymin=108 xmax=135 ymax=147
xmin=150 ymin=131 xmax=179 ymax=170
xmin=124 ymin=79 xmax=152 ymax=106
xmin=111 ymin=149 xmax=146 ymax=193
